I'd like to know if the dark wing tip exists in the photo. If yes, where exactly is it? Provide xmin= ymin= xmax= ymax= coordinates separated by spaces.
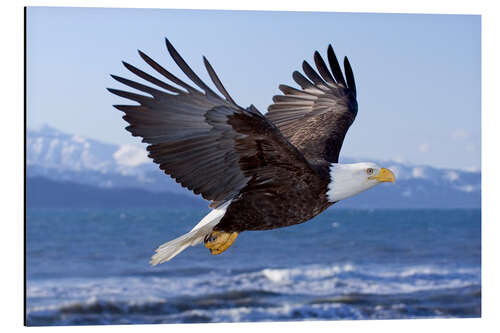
xmin=121 ymin=61 xmax=135 ymax=72
xmin=278 ymin=84 xmax=288 ymax=93
xmin=120 ymin=61 xmax=136 ymax=75
xmin=327 ymin=44 xmax=347 ymax=87
xmin=164 ymin=38 xmax=180 ymax=64
xmin=302 ymin=60 xmax=327 ymax=86
xmin=107 ymin=87 xmax=152 ymax=104
xmin=292 ymin=70 xmax=314 ymax=90
xmin=313 ymin=50 xmax=336 ymax=85
xmin=112 ymin=104 xmax=133 ymax=113
xmin=202 ymin=56 xmax=237 ymax=105
xmin=107 ymin=87 xmax=127 ymax=98
xmin=343 ymin=56 xmax=357 ymax=96
xmin=137 ymin=49 xmax=157 ymax=66
xmin=163 ymin=37 xmax=219 ymax=98
xmin=164 ymin=37 xmax=177 ymax=58
xmin=327 ymin=44 xmax=334 ymax=58
xmin=164 ymin=37 xmax=173 ymax=49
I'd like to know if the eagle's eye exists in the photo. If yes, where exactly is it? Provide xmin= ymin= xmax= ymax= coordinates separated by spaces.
xmin=366 ymin=168 xmax=374 ymax=175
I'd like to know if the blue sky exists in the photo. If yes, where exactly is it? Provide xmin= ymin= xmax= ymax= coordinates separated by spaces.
xmin=26 ymin=7 xmax=481 ymax=170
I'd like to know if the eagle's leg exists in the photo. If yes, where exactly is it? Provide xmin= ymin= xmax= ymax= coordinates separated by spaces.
xmin=204 ymin=231 xmax=238 ymax=255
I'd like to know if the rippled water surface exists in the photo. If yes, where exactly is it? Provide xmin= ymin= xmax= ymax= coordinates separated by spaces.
xmin=26 ymin=208 xmax=481 ymax=325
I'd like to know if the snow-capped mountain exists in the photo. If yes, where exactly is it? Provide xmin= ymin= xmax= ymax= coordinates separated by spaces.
xmin=26 ymin=125 xmax=481 ymax=208
xmin=27 ymin=124 xmax=153 ymax=173
xmin=27 ymin=125 xmax=190 ymax=194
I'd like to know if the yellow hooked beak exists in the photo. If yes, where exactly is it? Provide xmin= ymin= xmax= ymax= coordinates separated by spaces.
xmin=369 ymin=167 xmax=396 ymax=183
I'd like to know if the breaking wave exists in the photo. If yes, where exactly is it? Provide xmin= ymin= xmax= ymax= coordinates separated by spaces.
xmin=27 ymin=263 xmax=481 ymax=325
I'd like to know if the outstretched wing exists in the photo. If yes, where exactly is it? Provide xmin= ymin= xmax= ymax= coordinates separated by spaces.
xmin=266 ymin=45 xmax=358 ymax=164
xmin=108 ymin=39 xmax=316 ymax=208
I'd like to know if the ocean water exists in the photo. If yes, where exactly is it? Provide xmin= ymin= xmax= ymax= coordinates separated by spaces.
xmin=26 ymin=208 xmax=481 ymax=326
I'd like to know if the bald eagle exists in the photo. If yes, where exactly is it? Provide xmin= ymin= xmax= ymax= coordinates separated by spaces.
xmin=108 ymin=39 xmax=395 ymax=265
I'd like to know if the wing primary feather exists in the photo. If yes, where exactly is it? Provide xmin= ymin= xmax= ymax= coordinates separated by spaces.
xmin=107 ymin=88 xmax=153 ymax=104
xmin=292 ymin=71 xmax=315 ymax=90
xmin=327 ymin=45 xmax=347 ymax=86
xmin=272 ymin=95 xmax=315 ymax=103
xmin=344 ymin=56 xmax=357 ymax=96
xmin=302 ymin=61 xmax=327 ymax=86
xmin=203 ymin=56 xmax=237 ymax=105
xmin=165 ymin=38 xmax=219 ymax=98
xmin=278 ymin=84 xmax=316 ymax=97
xmin=313 ymin=51 xmax=335 ymax=84
xmin=110 ymin=74 xmax=168 ymax=98
xmin=122 ymin=61 xmax=184 ymax=94
xmin=137 ymin=50 xmax=200 ymax=94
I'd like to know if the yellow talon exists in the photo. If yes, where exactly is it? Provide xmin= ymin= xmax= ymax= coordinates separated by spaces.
xmin=204 ymin=231 xmax=238 ymax=255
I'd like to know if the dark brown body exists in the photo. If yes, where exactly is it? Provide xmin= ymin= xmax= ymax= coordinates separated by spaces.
xmin=215 ymin=163 xmax=333 ymax=231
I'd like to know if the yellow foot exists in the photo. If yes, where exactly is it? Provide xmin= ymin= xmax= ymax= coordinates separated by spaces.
xmin=204 ymin=231 xmax=239 ymax=255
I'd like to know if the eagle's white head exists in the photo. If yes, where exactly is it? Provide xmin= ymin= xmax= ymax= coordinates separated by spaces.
xmin=327 ymin=162 xmax=396 ymax=202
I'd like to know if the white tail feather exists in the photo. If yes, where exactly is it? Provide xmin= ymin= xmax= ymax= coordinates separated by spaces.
xmin=150 ymin=201 xmax=231 ymax=265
